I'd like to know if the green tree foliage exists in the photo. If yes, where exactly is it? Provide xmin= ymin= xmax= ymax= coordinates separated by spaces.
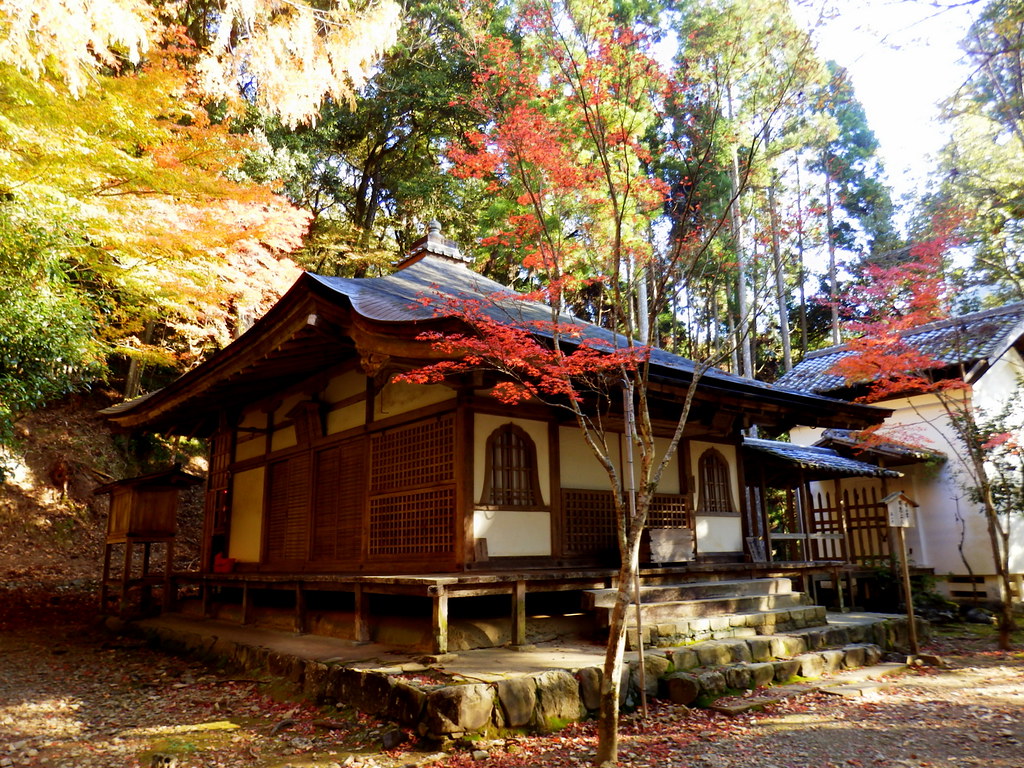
xmin=0 ymin=205 xmax=100 ymax=477
xmin=662 ymin=0 xmax=831 ymax=373
xmin=932 ymin=0 xmax=1024 ymax=301
xmin=238 ymin=0 xmax=485 ymax=274
xmin=0 ymin=56 xmax=309 ymax=477
xmin=1 ymin=0 xmax=401 ymax=127
xmin=811 ymin=62 xmax=899 ymax=255
xmin=0 ymin=60 xmax=308 ymax=367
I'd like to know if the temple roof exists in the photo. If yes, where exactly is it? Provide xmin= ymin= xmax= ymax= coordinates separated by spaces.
xmin=102 ymin=232 xmax=892 ymax=435
xmin=776 ymin=302 xmax=1024 ymax=395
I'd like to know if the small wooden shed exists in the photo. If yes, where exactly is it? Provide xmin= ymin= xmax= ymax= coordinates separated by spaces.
xmin=97 ymin=466 xmax=202 ymax=615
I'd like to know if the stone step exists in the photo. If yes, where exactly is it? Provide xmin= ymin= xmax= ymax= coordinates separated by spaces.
xmin=612 ymin=591 xmax=810 ymax=624
xmin=626 ymin=605 xmax=830 ymax=649
xmin=584 ymin=577 xmax=793 ymax=609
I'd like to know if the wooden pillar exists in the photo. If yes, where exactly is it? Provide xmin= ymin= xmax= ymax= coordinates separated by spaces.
xmin=797 ymin=470 xmax=813 ymax=562
xmin=354 ymin=585 xmax=370 ymax=644
xmin=894 ymin=526 xmax=919 ymax=654
xmin=241 ymin=583 xmax=252 ymax=625
xmin=162 ymin=541 xmax=175 ymax=611
xmin=140 ymin=541 xmax=153 ymax=612
xmin=294 ymin=583 xmax=306 ymax=634
xmin=100 ymin=543 xmax=113 ymax=614
xmin=833 ymin=564 xmax=846 ymax=613
xmin=120 ymin=541 xmax=133 ymax=617
xmin=202 ymin=581 xmax=213 ymax=618
xmin=511 ymin=580 xmax=527 ymax=647
xmin=431 ymin=588 xmax=449 ymax=655
xmin=833 ymin=478 xmax=850 ymax=563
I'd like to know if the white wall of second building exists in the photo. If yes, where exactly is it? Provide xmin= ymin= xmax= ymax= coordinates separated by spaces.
xmin=792 ymin=356 xmax=1024 ymax=584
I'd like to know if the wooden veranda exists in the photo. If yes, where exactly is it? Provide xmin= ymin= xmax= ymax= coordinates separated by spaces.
xmin=168 ymin=560 xmax=843 ymax=654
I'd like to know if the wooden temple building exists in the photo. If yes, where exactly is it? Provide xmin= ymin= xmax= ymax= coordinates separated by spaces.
xmin=101 ymin=223 xmax=906 ymax=651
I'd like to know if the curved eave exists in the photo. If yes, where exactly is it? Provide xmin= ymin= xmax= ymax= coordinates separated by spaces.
xmin=100 ymin=274 xmax=459 ymax=436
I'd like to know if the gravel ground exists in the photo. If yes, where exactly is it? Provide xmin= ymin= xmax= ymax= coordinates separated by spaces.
xmin=2 ymin=592 xmax=1023 ymax=768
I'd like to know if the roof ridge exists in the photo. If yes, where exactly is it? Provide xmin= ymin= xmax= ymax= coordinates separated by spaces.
xmin=790 ymin=301 xmax=1024 ymax=363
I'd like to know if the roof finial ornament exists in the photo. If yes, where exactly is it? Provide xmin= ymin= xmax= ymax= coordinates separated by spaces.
xmin=396 ymin=218 xmax=473 ymax=269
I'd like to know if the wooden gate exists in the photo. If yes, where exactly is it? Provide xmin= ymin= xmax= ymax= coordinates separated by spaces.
xmin=810 ymin=485 xmax=890 ymax=565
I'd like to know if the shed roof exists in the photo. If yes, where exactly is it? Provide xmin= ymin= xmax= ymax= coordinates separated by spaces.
xmin=776 ymin=301 xmax=1024 ymax=396
xmin=93 ymin=466 xmax=203 ymax=494
xmin=815 ymin=428 xmax=945 ymax=466
xmin=743 ymin=437 xmax=902 ymax=479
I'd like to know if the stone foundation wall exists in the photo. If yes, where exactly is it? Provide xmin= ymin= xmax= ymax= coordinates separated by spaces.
xmin=131 ymin=616 xmax=924 ymax=744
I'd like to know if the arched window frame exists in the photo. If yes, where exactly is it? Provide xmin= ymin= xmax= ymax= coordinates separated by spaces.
xmin=479 ymin=423 xmax=546 ymax=510
xmin=698 ymin=447 xmax=735 ymax=514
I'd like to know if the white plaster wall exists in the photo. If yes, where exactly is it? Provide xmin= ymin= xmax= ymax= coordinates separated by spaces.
xmin=323 ymin=370 xmax=365 ymax=403
xmin=973 ymin=349 xmax=1024 ymax=416
xmin=473 ymin=510 xmax=552 ymax=556
xmin=973 ymin=349 xmax=1024 ymax=575
xmin=228 ymin=467 xmax=264 ymax=562
xmin=326 ymin=402 xmax=364 ymax=435
xmin=793 ymin=353 xmax=1024 ymax=581
xmin=558 ymin=428 xmax=681 ymax=494
xmin=651 ymin=437 xmax=682 ymax=494
xmin=235 ymin=407 xmax=267 ymax=461
xmin=695 ymin=516 xmax=742 ymax=553
xmin=559 ymin=426 xmax=621 ymax=490
xmin=270 ymin=425 xmax=297 ymax=451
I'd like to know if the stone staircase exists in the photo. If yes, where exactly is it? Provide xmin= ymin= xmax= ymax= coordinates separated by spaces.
xmin=584 ymin=577 xmax=828 ymax=648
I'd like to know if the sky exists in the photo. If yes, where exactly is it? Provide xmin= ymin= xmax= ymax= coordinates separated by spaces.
xmin=801 ymin=0 xmax=982 ymax=211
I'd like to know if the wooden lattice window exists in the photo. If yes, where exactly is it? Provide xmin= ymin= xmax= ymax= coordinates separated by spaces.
xmin=370 ymin=415 xmax=455 ymax=494
xmin=367 ymin=415 xmax=457 ymax=561
xmin=561 ymin=489 xmax=691 ymax=556
xmin=481 ymin=424 xmax=543 ymax=508
xmin=698 ymin=448 xmax=735 ymax=514
xmin=369 ymin=488 xmax=455 ymax=556
xmin=207 ymin=424 xmax=233 ymax=533
xmin=561 ymin=489 xmax=618 ymax=555
xmin=648 ymin=494 xmax=691 ymax=528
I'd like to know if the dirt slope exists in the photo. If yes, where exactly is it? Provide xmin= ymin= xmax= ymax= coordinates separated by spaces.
xmin=0 ymin=393 xmax=204 ymax=629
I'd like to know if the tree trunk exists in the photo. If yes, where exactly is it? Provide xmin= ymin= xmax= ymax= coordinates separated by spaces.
xmin=794 ymin=154 xmax=808 ymax=356
xmin=980 ymin=482 xmax=1016 ymax=650
xmin=124 ymin=320 xmax=156 ymax=399
xmin=595 ymin=534 xmax=644 ymax=766
xmin=727 ymin=85 xmax=752 ymax=378
xmin=768 ymin=183 xmax=793 ymax=371
xmin=824 ymin=155 xmax=840 ymax=346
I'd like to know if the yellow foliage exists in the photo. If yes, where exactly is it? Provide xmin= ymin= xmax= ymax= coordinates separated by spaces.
xmin=0 ymin=60 xmax=307 ymax=369
xmin=0 ymin=0 xmax=154 ymax=95
xmin=0 ymin=0 xmax=400 ymax=126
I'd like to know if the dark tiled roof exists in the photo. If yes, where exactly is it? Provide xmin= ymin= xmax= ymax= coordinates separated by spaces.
xmin=743 ymin=437 xmax=902 ymax=478
xmin=776 ymin=302 xmax=1024 ymax=394
xmin=310 ymin=256 xmax=880 ymax=406
xmin=102 ymin=245 xmax=891 ymax=432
